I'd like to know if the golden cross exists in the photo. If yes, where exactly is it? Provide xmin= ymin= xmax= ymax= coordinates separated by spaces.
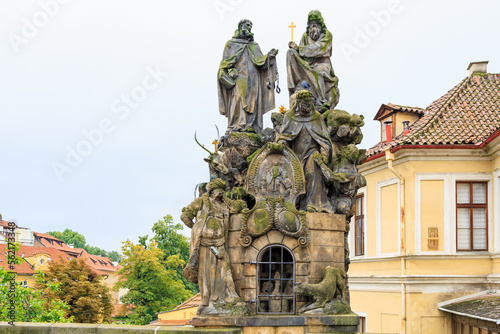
xmin=288 ymin=21 xmax=296 ymax=41
xmin=212 ymin=139 xmax=219 ymax=153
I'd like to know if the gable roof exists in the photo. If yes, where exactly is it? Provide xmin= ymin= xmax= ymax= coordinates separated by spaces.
xmin=157 ymin=292 xmax=201 ymax=315
xmin=0 ymin=245 xmax=36 ymax=275
xmin=79 ymin=250 xmax=121 ymax=275
xmin=373 ymin=103 xmax=425 ymax=121
xmin=17 ymin=245 xmax=74 ymax=261
xmin=367 ymin=73 xmax=500 ymax=157
xmin=33 ymin=232 xmax=81 ymax=255
xmin=0 ymin=220 xmax=16 ymax=229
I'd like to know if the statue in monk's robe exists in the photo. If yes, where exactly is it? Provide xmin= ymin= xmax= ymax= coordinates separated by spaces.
xmin=277 ymin=90 xmax=334 ymax=213
xmin=218 ymin=19 xmax=278 ymax=135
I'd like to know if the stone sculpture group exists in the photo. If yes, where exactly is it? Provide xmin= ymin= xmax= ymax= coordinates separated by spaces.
xmin=181 ymin=10 xmax=366 ymax=317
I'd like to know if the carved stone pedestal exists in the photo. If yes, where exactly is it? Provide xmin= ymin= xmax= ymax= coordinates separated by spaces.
xmin=228 ymin=212 xmax=347 ymax=314
xmin=191 ymin=314 xmax=360 ymax=333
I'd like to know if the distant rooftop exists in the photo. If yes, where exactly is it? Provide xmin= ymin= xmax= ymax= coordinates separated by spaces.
xmin=438 ymin=290 xmax=500 ymax=325
xmin=367 ymin=61 xmax=500 ymax=157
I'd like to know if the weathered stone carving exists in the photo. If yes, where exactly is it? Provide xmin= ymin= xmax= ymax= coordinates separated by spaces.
xmin=240 ymin=142 xmax=310 ymax=247
xmin=277 ymin=90 xmax=334 ymax=213
xmin=218 ymin=19 xmax=279 ymax=135
xmin=181 ymin=179 xmax=248 ymax=316
xmin=182 ymin=13 xmax=367 ymax=322
xmin=297 ymin=266 xmax=350 ymax=314
xmin=287 ymin=10 xmax=339 ymax=111
xmin=219 ymin=132 xmax=263 ymax=189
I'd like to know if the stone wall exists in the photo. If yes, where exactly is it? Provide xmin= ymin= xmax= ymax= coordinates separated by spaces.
xmin=227 ymin=212 xmax=346 ymax=314
xmin=0 ymin=323 xmax=241 ymax=334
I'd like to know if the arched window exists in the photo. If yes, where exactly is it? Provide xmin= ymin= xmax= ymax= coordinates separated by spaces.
xmin=256 ymin=244 xmax=295 ymax=314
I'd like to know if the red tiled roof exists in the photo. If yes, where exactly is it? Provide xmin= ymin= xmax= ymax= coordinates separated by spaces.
xmin=173 ymin=292 xmax=201 ymax=311
xmin=373 ymin=103 xmax=425 ymax=121
xmin=0 ymin=244 xmax=74 ymax=266
xmin=157 ymin=293 xmax=201 ymax=314
xmin=367 ymin=73 xmax=500 ymax=157
xmin=0 ymin=245 xmax=36 ymax=275
xmin=79 ymin=250 xmax=120 ymax=275
xmin=0 ymin=220 xmax=16 ymax=229
xmin=33 ymin=232 xmax=81 ymax=255
xmin=33 ymin=232 xmax=61 ymax=240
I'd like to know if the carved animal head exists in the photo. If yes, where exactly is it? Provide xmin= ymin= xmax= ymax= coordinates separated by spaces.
xmin=195 ymin=132 xmax=229 ymax=178
xmin=204 ymin=153 xmax=229 ymax=176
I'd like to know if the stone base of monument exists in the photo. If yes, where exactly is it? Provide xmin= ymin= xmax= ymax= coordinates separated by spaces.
xmin=187 ymin=212 xmax=358 ymax=333
xmin=228 ymin=212 xmax=348 ymax=314
xmin=191 ymin=314 xmax=360 ymax=333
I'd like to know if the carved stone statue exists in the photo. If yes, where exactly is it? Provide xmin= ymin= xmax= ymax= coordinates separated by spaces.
xmin=277 ymin=90 xmax=334 ymax=213
xmin=218 ymin=19 xmax=279 ymax=135
xmin=181 ymin=179 xmax=247 ymax=315
xmin=287 ymin=10 xmax=339 ymax=111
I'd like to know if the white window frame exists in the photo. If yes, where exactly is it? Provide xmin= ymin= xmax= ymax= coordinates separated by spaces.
xmin=415 ymin=173 xmax=450 ymax=254
xmin=452 ymin=173 xmax=491 ymax=254
xmin=415 ymin=173 xmax=491 ymax=255
xmin=376 ymin=178 xmax=400 ymax=256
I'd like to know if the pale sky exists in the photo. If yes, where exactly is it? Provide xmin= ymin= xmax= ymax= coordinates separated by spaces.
xmin=1 ymin=0 xmax=499 ymax=253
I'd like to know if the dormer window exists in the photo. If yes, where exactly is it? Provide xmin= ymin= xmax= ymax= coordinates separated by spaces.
xmin=374 ymin=104 xmax=424 ymax=142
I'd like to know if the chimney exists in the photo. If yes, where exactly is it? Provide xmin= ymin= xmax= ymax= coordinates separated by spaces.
xmin=467 ymin=61 xmax=488 ymax=76
xmin=403 ymin=121 xmax=410 ymax=135
xmin=384 ymin=120 xmax=393 ymax=142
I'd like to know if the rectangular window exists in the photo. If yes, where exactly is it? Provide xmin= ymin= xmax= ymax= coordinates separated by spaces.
xmin=456 ymin=182 xmax=488 ymax=251
xmin=355 ymin=195 xmax=365 ymax=256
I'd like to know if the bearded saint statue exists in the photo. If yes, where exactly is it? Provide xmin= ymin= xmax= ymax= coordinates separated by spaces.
xmin=217 ymin=19 xmax=278 ymax=135
xmin=286 ymin=10 xmax=339 ymax=111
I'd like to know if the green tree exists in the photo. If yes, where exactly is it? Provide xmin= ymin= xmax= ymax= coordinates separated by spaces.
xmin=47 ymin=229 xmax=121 ymax=261
xmin=0 ymin=245 xmax=72 ymax=323
xmin=0 ymin=269 xmax=72 ymax=323
xmin=36 ymin=257 xmax=113 ymax=323
xmin=47 ymin=228 xmax=86 ymax=249
xmin=107 ymin=251 xmax=121 ymax=263
xmin=141 ymin=215 xmax=198 ymax=294
xmin=84 ymin=245 xmax=108 ymax=257
xmin=116 ymin=240 xmax=192 ymax=325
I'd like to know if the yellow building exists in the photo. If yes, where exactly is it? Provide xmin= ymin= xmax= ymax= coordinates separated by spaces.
xmin=349 ymin=61 xmax=500 ymax=333
xmin=155 ymin=293 xmax=200 ymax=326
xmin=0 ymin=217 xmax=125 ymax=313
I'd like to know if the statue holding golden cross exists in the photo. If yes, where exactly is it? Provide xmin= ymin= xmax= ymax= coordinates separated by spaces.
xmin=288 ymin=21 xmax=296 ymax=41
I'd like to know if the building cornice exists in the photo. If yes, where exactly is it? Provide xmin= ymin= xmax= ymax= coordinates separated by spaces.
xmin=360 ymin=147 xmax=493 ymax=175
xmin=350 ymin=253 xmax=494 ymax=263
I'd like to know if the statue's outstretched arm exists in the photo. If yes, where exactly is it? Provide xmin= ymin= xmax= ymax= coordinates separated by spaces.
xmin=181 ymin=198 xmax=202 ymax=228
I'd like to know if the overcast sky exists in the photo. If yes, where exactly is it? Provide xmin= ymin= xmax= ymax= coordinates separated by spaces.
xmin=1 ymin=0 xmax=499 ymax=253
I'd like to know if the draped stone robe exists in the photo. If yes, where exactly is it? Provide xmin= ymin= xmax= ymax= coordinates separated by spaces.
xmin=218 ymin=37 xmax=276 ymax=134
xmin=286 ymin=31 xmax=339 ymax=109
xmin=278 ymin=109 xmax=334 ymax=213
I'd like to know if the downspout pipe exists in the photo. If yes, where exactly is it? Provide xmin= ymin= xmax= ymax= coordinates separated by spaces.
xmin=384 ymin=148 xmax=407 ymax=334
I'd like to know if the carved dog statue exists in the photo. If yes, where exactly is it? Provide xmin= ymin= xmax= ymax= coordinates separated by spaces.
xmin=297 ymin=266 xmax=346 ymax=313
